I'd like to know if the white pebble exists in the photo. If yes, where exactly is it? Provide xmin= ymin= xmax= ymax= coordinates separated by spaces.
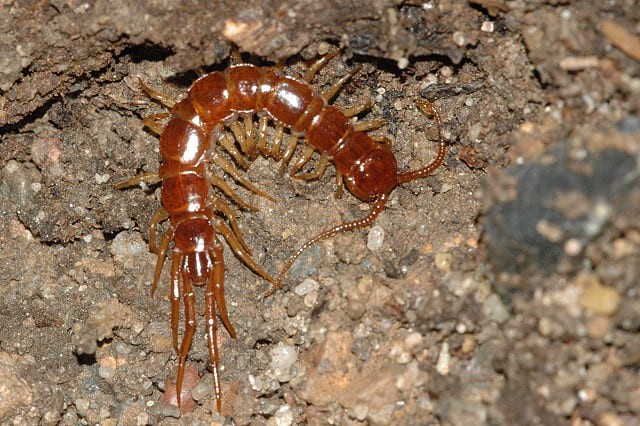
xmin=481 ymin=21 xmax=494 ymax=32
xmin=294 ymin=278 xmax=319 ymax=296
xmin=110 ymin=231 xmax=147 ymax=257
xmin=269 ymin=344 xmax=298 ymax=382
xmin=436 ymin=342 xmax=450 ymax=375
xmin=98 ymin=365 xmax=116 ymax=380
xmin=367 ymin=226 xmax=385 ymax=251
xmin=95 ymin=173 xmax=111 ymax=184
xmin=268 ymin=405 xmax=293 ymax=426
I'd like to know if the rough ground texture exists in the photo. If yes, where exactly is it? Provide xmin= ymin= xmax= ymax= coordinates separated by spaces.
xmin=1 ymin=1 xmax=639 ymax=425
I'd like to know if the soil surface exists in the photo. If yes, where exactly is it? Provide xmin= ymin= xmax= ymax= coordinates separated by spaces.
xmin=1 ymin=1 xmax=639 ymax=425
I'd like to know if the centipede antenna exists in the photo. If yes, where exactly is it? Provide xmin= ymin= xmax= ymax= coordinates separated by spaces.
xmin=271 ymin=193 xmax=388 ymax=291
xmin=397 ymin=99 xmax=447 ymax=185
xmin=303 ymin=50 xmax=340 ymax=82
xmin=138 ymin=77 xmax=177 ymax=109
xmin=321 ymin=64 xmax=363 ymax=101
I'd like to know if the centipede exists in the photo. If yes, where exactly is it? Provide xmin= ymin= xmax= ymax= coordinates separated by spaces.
xmin=116 ymin=50 xmax=446 ymax=415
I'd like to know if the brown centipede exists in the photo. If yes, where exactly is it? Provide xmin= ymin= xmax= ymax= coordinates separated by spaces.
xmin=116 ymin=50 xmax=446 ymax=415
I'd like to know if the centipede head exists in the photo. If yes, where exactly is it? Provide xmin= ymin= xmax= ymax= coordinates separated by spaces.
xmin=344 ymin=148 xmax=399 ymax=201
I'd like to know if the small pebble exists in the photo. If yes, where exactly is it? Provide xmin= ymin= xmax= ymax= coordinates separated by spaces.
xmin=434 ymin=252 xmax=452 ymax=271
xmin=136 ymin=413 xmax=149 ymax=426
xmin=163 ymin=363 xmax=199 ymax=414
xmin=267 ymin=405 xmax=293 ymax=426
xmin=453 ymin=31 xmax=466 ymax=46
xmin=577 ymin=274 xmax=620 ymax=316
xmin=270 ymin=344 xmax=298 ymax=382
xmin=294 ymin=278 xmax=319 ymax=296
xmin=436 ymin=342 xmax=450 ymax=375
xmin=564 ymin=238 xmax=583 ymax=256
xmin=110 ymin=231 xmax=147 ymax=257
xmin=75 ymin=398 xmax=90 ymax=416
xmin=98 ymin=365 xmax=116 ymax=380
xmin=403 ymin=332 xmax=424 ymax=354
xmin=481 ymin=21 xmax=494 ymax=32
xmin=367 ymin=226 xmax=385 ymax=251
xmin=95 ymin=173 xmax=111 ymax=184
xmin=482 ymin=294 xmax=509 ymax=323
xmin=191 ymin=380 xmax=211 ymax=402
xmin=352 ymin=405 xmax=368 ymax=421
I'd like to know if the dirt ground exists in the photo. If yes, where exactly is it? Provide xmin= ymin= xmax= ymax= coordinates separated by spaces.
xmin=1 ymin=1 xmax=639 ymax=425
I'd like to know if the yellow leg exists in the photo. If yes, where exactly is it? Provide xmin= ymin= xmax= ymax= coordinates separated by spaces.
xmin=335 ymin=173 xmax=344 ymax=199
xmin=207 ymin=171 xmax=258 ymax=211
xmin=289 ymin=145 xmax=315 ymax=176
xmin=256 ymin=116 xmax=269 ymax=156
xmin=218 ymin=130 xmax=250 ymax=169
xmin=268 ymin=126 xmax=285 ymax=160
xmin=278 ymin=135 xmax=299 ymax=175
xmin=152 ymin=225 xmax=174 ymax=297
xmin=210 ymin=197 xmax=252 ymax=255
xmin=230 ymin=120 xmax=256 ymax=157
xmin=149 ymin=208 xmax=169 ymax=253
xmin=293 ymin=155 xmax=329 ymax=181
xmin=113 ymin=172 xmax=160 ymax=190
xmin=214 ymin=218 xmax=280 ymax=288
xmin=353 ymin=118 xmax=387 ymax=132
xmin=303 ymin=51 xmax=339 ymax=82
xmin=339 ymin=101 xmax=372 ymax=118
xmin=321 ymin=65 xmax=363 ymax=101
xmin=138 ymin=78 xmax=177 ymax=109
xmin=211 ymin=153 xmax=275 ymax=202
xmin=142 ymin=112 xmax=171 ymax=135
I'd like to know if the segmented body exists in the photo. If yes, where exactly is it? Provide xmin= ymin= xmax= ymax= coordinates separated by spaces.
xmin=118 ymin=56 xmax=447 ymax=414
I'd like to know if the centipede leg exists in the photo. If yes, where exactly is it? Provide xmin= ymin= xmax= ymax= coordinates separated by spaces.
xmin=293 ymin=155 xmax=329 ymax=181
xmin=241 ymin=115 xmax=258 ymax=159
xmin=353 ymin=118 xmax=387 ymax=132
xmin=176 ymin=264 xmax=196 ymax=410
xmin=335 ymin=173 xmax=344 ymax=199
xmin=170 ymin=253 xmax=182 ymax=353
xmin=205 ymin=241 xmax=237 ymax=413
xmin=142 ymin=112 xmax=171 ymax=135
xmin=303 ymin=50 xmax=340 ymax=82
xmin=152 ymin=225 xmax=174 ymax=297
xmin=138 ymin=78 xmax=177 ymax=109
xmin=210 ymin=153 xmax=275 ymax=202
xmin=289 ymin=145 xmax=315 ymax=176
xmin=214 ymin=218 xmax=280 ymax=288
xmin=210 ymin=197 xmax=252 ymax=255
xmin=149 ymin=208 xmax=169 ymax=253
xmin=321 ymin=64 xmax=363 ymax=101
xmin=229 ymin=120 xmax=256 ymax=158
xmin=113 ymin=172 xmax=160 ymax=190
xmin=339 ymin=101 xmax=372 ymax=118
xmin=207 ymin=172 xmax=258 ymax=211
xmin=279 ymin=135 xmax=299 ymax=175
xmin=211 ymin=241 xmax=236 ymax=335
xmin=219 ymin=130 xmax=250 ymax=169
xmin=204 ymin=280 xmax=221 ymax=413
xmin=268 ymin=126 xmax=285 ymax=160
xmin=256 ymin=116 xmax=269 ymax=156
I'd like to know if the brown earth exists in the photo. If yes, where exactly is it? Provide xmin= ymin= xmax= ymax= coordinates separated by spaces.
xmin=0 ymin=1 xmax=639 ymax=425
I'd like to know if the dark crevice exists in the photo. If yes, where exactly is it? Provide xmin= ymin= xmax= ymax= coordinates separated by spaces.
xmin=120 ymin=41 xmax=174 ymax=63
